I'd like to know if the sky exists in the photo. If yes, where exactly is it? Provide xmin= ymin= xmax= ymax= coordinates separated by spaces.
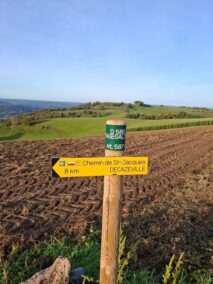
xmin=0 ymin=0 xmax=212 ymax=107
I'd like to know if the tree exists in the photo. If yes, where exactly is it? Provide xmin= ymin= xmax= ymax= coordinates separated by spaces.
xmin=134 ymin=101 xmax=144 ymax=106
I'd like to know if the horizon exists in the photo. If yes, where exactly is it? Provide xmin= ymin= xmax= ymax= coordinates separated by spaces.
xmin=0 ymin=1 xmax=213 ymax=107
xmin=0 ymin=97 xmax=212 ymax=109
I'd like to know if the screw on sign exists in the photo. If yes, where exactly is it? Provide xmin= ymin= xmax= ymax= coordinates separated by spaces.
xmin=51 ymin=119 xmax=149 ymax=284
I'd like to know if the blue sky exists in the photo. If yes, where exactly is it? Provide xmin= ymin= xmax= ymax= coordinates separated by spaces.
xmin=0 ymin=0 xmax=212 ymax=106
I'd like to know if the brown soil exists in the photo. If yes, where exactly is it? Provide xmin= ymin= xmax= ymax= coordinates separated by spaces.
xmin=0 ymin=126 xmax=212 ymax=270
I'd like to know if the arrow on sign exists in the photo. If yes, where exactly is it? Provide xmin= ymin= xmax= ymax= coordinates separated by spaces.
xmin=52 ymin=157 xmax=60 ymax=177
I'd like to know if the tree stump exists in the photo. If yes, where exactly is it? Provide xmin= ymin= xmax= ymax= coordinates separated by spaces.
xmin=21 ymin=256 xmax=71 ymax=284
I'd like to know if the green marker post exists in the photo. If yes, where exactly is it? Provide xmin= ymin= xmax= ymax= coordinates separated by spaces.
xmin=105 ymin=123 xmax=126 ymax=151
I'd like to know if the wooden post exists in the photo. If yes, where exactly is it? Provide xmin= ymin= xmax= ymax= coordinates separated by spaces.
xmin=100 ymin=119 xmax=126 ymax=284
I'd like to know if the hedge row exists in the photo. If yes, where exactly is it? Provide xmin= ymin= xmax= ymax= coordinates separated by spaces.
xmin=127 ymin=119 xmax=213 ymax=132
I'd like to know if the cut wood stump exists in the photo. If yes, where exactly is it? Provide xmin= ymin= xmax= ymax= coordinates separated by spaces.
xmin=21 ymin=256 xmax=71 ymax=284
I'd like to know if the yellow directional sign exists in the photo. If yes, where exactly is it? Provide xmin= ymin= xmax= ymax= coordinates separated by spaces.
xmin=52 ymin=157 xmax=148 ymax=177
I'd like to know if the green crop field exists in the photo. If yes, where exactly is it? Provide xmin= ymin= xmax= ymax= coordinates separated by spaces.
xmin=0 ymin=117 xmax=213 ymax=141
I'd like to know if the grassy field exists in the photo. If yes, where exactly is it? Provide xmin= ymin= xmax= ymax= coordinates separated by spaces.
xmin=0 ymin=117 xmax=213 ymax=141
xmin=1 ymin=102 xmax=213 ymax=141
xmin=129 ymin=105 xmax=213 ymax=116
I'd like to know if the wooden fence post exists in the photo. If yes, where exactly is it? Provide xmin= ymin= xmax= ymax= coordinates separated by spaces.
xmin=100 ymin=119 xmax=126 ymax=284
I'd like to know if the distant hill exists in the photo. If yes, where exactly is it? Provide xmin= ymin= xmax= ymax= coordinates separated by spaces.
xmin=0 ymin=98 xmax=82 ymax=119
xmin=0 ymin=101 xmax=213 ymax=141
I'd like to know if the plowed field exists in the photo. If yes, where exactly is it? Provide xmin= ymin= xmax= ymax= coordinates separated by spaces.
xmin=0 ymin=126 xmax=213 ymax=269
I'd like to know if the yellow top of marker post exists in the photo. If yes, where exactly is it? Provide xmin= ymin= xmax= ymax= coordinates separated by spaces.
xmin=105 ymin=119 xmax=126 ymax=151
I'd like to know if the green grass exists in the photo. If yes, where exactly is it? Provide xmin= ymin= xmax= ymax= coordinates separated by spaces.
xmin=0 ymin=229 xmax=212 ymax=284
xmin=130 ymin=105 xmax=213 ymax=116
xmin=0 ymin=229 xmax=100 ymax=284
xmin=0 ymin=117 xmax=212 ymax=141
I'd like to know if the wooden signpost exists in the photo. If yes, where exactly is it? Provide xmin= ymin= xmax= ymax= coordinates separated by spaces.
xmin=100 ymin=119 xmax=126 ymax=284
xmin=51 ymin=119 xmax=148 ymax=284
